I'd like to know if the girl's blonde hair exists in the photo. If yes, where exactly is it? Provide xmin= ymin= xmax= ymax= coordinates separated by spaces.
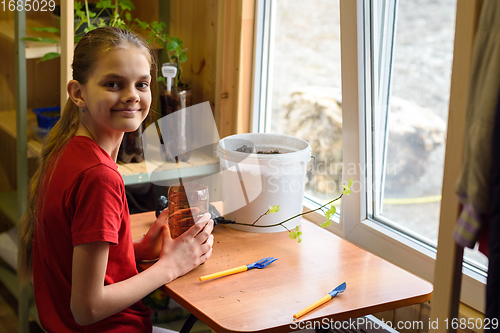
xmin=18 ymin=26 xmax=157 ymax=283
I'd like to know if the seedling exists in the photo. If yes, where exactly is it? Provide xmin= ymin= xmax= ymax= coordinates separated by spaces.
xmin=230 ymin=178 xmax=354 ymax=242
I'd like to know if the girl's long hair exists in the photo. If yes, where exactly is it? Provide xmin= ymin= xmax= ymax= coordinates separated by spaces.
xmin=18 ymin=27 xmax=157 ymax=284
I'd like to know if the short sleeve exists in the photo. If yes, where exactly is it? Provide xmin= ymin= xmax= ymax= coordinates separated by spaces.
xmin=70 ymin=165 xmax=124 ymax=247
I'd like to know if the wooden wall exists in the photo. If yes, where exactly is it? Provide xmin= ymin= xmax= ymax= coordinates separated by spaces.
xmin=169 ymin=0 xmax=255 ymax=138
xmin=169 ymin=0 xmax=219 ymax=120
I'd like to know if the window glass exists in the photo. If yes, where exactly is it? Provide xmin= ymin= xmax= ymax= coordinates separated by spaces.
xmin=369 ymin=0 xmax=487 ymax=269
xmin=265 ymin=0 xmax=343 ymax=209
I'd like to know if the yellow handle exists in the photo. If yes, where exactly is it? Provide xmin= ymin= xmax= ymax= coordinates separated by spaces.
xmin=199 ymin=265 xmax=248 ymax=281
xmin=293 ymin=295 xmax=332 ymax=319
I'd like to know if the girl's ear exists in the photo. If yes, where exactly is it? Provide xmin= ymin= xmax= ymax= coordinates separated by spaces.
xmin=67 ymin=80 xmax=85 ymax=109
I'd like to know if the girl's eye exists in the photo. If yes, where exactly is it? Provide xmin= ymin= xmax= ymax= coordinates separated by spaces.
xmin=105 ymin=82 xmax=119 ymax=88
xmin=137 ymin=82 xmax=149 ymax=89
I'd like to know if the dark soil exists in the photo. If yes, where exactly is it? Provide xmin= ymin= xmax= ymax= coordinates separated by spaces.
xmin=235 ymin=145 xmax=284 ymax=154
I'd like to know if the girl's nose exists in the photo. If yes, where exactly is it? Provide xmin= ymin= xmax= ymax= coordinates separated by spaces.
xmin=123 ymin=86 xmax=140 ymax=103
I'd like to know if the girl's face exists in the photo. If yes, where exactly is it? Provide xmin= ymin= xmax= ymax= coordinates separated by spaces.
xmin=80 ymin=46 xmax=152 ymax=135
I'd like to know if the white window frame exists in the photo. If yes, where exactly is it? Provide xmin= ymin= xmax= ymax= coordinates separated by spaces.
xmin=251 ymin=0 xmax=486 ymax=312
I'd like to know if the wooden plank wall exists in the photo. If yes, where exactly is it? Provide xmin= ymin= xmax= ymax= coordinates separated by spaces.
xmin=0 ymin=9 xmax=16 ymax=112
xmin=169 ymin=0 xmax=255 ymax=138
xmin=0 ymin=9 xmax=60 ymax=112
xmin=0 ymin=38 xmax=15 ymax=111
xmin=214 ymin=0 xmax=242 ymax=138
xmin=0 ymin=9 xmax=17 ymax=205
xmin=237 ymin=0 xmax=256 ymax=134
xmin=169 ymin=0 xmax=219 ymax=124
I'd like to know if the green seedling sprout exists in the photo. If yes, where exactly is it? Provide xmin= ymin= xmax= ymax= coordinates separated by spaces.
xmin=231 ymin=178 xmax=354 ymax=242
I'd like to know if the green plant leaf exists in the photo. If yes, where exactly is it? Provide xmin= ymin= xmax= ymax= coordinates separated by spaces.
xmin=95 ymin=0 xmax=112 ymax=9
xmin=151 ymin=21 xmax=164 ymax=32
xmin=179 ymin=53 xmax=187 ymax=63
xmin=30 ymin=26 xmax=60 ymax=33
xmin=119 ymin=0 xmax=136 ymax=11
xmin=267 ymin=205 xmax=280 ymax=215
xmin=135 ymin=18 xmax=149 ymax=30
xmin=114 ymin=18 xmax=126 ymax=28
xmin=341 ymin=187 xmax=351 ymax=195
xmin=167 ymin=40 xmax=179 ymax=52
xmin=348 ymin=178 xmax=353 ymax=188
xmin=320 ymin=220 xmax=332 ymax=228
xmin=325 ymin=205 xmax=336 ymax=220
xmin=39 ymin=52 xmax=60 ymax=62
xmin=297 ymin=236 xmax=302 ymax=243
xmin=289 ymin=231 xmax=297 ymax=240
xmin=125 ymin=12 xmax=132 ymax=22
xmin=75 ymin=9 xmax=86 ymax=20
xmin=22 ymin=37 xmax=59 ymax=44
xmin=156 ymin=21 xmax=167 ymax=30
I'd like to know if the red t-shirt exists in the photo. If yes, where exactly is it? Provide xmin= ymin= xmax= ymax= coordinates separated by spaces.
xmin=33 ymin=136 xmax=152 ymax=332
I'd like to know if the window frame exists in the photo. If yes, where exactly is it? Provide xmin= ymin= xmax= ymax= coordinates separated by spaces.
xmin=251 ymin=0 xmax=486 ymax=312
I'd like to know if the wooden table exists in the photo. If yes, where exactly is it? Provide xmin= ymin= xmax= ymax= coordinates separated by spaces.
xmin=131 ymin=211 xmax=433 ymax=333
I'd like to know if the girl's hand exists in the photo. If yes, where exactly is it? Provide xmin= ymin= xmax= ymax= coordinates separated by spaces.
xmin=133 ymin=206 xmax=201 ymax=261
xmin=158 ymin=213 xmax=214 ymax=281
xmin=133 ymin=208 xmax=168 ymax=261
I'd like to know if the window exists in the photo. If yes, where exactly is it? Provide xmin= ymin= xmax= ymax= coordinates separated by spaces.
xmin=365 ymin=0 xmax=488 ymax=271
xmin=253 ymin=0 xmax=486 ymax=311
xmin=254 ymin=0 xmax=343 ymax=214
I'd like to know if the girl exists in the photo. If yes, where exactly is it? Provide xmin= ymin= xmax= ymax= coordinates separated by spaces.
xmin=18 ymin=27 xmax=214 ymax=332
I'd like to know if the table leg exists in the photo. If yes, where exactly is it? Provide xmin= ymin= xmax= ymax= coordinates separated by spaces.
xmin=179 ymin=313 xmax=198 ymax=333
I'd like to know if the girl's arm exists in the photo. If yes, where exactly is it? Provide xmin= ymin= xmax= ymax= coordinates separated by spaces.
xmin=70 ymin=214 xmax=214 ymax=326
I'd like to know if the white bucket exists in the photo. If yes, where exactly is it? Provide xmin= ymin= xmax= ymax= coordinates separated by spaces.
xmin=215 ymin=133 xmax=311 ymax=233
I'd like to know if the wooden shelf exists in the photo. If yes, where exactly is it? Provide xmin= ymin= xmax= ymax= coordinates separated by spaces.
xmin=118 ymin=152 xmax=220 ymax=185
xmin=0 ymin=110 xmax=43 ymax=157
xmin=0 ymin=19 xmax=61 ymax=59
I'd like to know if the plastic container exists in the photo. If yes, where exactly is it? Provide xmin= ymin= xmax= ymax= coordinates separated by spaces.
xmin=168 ymin=183 xmax=209 ymax=239
xmin=33 ymin=106 xmax=60 ymax=130
xmin=216 ymin=133 xmax=311 ymax=233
